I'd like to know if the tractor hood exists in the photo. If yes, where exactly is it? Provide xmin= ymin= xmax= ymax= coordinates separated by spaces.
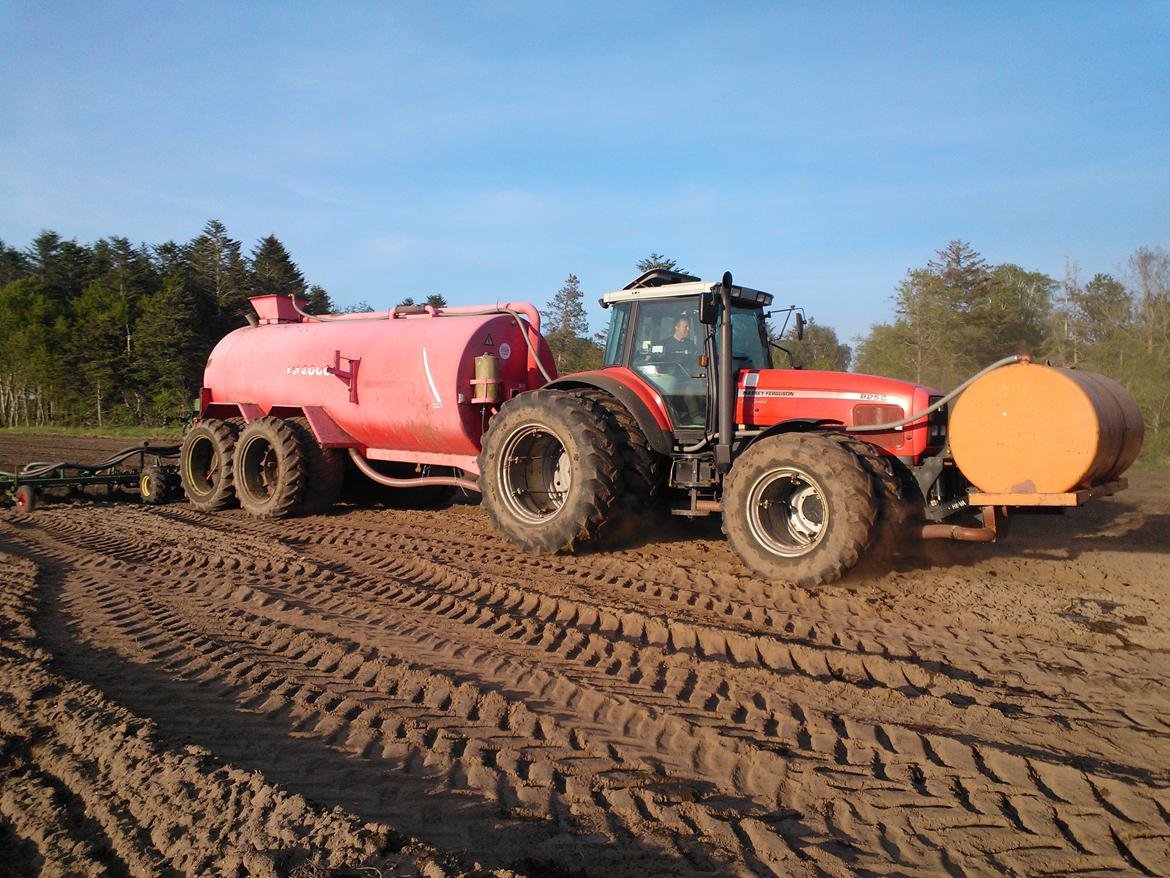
xmin=738 ymin=369 xmax=943 ymax=458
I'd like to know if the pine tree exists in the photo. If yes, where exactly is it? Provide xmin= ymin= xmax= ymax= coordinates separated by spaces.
xmin=250 ymin=234 xmax=306 ymax=298
xmin=133 ymin=271 xmax=199 ymax=422
xmin=542 ymin=274 xmax=599 ymax=373
xmin=636 ymin=253 xmax=687 ymax=275
xmin=187 ymin=220 xmax=250 ymax=342
xmin=0 ymin=239 xmax=27 ymax=285
xmin=543 ymin=274 xmax=588 ymax=337
xmin=306 ymin=284 xmax=334 ymax=313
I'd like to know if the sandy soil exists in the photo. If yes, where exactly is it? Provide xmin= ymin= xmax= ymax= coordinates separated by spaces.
xmin=1 ymin=433 xmax=1168 ymax=877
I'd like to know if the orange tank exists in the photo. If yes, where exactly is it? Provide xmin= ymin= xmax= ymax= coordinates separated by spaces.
xmin=948 ymin=363 xmax=1144 ymax=494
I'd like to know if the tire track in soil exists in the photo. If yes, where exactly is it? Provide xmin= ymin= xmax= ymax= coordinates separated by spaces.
xmin=0 ymin=545 xmax=488 ymax=878
xmin=3 ymin=502 xmax=1169 ymax=876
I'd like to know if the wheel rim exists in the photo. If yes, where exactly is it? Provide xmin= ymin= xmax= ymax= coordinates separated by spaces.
xmin=498 ymin=423 xmax=572 ymax=524
xmin=745 ymin=466 xmax=828 ymax=557
xmin=141 ymin=473 xmax=153 ymax=497
xmin=240 ymin=435 xmax=279 ymax=502
xmin=185 ymin=435 xmax=219 ymax=496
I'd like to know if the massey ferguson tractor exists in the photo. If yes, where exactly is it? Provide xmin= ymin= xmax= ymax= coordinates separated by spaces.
xmin=179 ymin=269 xmax=1143 ymax=585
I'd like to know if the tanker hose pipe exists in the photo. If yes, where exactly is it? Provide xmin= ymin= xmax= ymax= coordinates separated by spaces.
xmin=845 ymin=354 xmax=1029 ymax=434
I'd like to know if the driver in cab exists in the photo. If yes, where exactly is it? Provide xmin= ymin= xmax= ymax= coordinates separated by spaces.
xmin=662 ymin=315 xmax=699 ymax=364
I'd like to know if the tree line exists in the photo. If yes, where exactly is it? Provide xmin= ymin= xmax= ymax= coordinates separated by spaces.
xmin=1 ymin=224 xmax=1164 ymax=464
xmin=853 ymin=240 xmax=1169 ymax=465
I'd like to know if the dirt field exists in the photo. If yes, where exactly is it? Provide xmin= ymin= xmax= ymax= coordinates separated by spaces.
xmin=1 ymin=433 xmax=1168 ymax=877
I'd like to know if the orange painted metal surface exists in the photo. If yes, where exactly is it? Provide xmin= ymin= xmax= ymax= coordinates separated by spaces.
xmin=949 ymin=363 xmax=1144 ymax=494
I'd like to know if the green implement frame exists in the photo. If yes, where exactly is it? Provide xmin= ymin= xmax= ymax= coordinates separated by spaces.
xmin=2 ymin=443 xmax=181 ymax=510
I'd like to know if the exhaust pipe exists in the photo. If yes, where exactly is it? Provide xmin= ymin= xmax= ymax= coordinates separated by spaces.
xmin=716 ymin=271 xmax=735 ymax=470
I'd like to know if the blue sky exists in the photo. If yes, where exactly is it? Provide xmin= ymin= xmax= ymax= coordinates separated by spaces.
xmin=2 ymin=2 xmax=1167 ymax=343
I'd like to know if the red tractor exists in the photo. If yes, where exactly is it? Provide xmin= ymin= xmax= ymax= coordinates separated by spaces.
xmin=478 ymin=269 xmax=945 ymax=584
xmin=184 ymin=269 xmax=1141 ymax=585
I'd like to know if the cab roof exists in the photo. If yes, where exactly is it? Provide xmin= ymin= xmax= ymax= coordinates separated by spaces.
xmin=601 ymin=269 xmax=773 ymax=307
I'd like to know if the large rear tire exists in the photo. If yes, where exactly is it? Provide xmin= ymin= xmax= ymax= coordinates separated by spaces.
xmin=479 ymin=390 xmax=621 ymax=553
xmin=287 ymin=417 xmax=344 ymax=514
xmin=826 ymin=433 xmax=914 ymax=559
xmin=722 ymin=433 xmax=877 ymax=586
xmin=233 ymin=417 xmax=307 ymax=519
xmin=180 ymin=419 xmax=239 ymax=512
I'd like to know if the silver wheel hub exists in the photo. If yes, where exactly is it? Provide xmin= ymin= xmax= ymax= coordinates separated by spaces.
xmin=498 ymin=423 xmax=572 ymax=524
xmin=746 ymin=467 xmax=827 ymax=557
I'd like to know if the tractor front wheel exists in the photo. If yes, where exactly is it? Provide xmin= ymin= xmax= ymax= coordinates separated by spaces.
xmin=722 ymin=433 xmax=877 ymax=586
xmin=479 ymin=390 xmax=621 ymax=553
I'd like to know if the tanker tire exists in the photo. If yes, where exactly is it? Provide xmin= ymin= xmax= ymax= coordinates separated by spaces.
xmin=825 ymin=433 xmax=915 ymax=558
xmin=233 ymin=416 xmax=307 ymax=519
xmin=722 ymin=433 xmax=877 ymax=587
xmin=478 ymin=390 xmax=622 ymax=553
xmin=139 ymin=465 xmax=171 ymax=505
xmin=288 ymin=417 xmax=344 ymax=514
xmin=180 ymin=419 xmax=239 ymax=512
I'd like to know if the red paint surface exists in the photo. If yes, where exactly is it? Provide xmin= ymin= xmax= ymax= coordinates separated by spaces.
xmin=737 ymin=369 xmax=940 ymax=458
xmin=203 ymin=301 xmax=556 ymax=457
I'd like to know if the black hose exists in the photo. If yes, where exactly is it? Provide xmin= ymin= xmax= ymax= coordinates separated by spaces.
xmin=0 ymin=443 xmax=180 ymax=479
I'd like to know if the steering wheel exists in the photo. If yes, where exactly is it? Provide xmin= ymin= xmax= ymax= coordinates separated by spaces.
xmin=641 ymin=359 xmax=698 ymax=381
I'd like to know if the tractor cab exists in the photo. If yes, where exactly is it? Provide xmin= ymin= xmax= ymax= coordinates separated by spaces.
xmin=600 ymin=270 xmax=774 ymax=435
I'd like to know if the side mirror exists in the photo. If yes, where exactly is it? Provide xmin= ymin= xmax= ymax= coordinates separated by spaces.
xmin=795 ymin=312 xmax=806 ymax=341
xmin=698 ymin=292 xmax=718 ymax=325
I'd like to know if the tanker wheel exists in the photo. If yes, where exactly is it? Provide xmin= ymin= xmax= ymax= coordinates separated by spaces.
xmin=180 ymin=419 xmax=238 ymax=512
xmin=722 ymin=433 xmax=877 ymax=586
xmin=139 ymin=465 xmax=172 ymax=505
xmin=478 ymin=390 xmax=621 ymax=553
xmin=233 ymin=417 xmax=307 ymax=519
xmin=287 ymin=417 xmax=344 ymax=514
xmin=14 ymin=485 xmax=36 ymax=513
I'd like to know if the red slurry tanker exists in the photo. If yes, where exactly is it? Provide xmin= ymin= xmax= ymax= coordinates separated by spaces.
xmin=182 ymin=269 xmax=1143 ymax=585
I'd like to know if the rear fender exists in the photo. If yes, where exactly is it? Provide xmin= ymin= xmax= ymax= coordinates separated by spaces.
xmin=544 ymin=371 xmax=673 ymax=455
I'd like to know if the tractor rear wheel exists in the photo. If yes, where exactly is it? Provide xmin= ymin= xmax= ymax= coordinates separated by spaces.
xmin=479 ymin=390 xmax=621 ymax=553
xmin=180 ymin=419 xmax=239 ymax=512
xmin=722 ymin=433 xmax=877 ymax=586
xmin=287 ymin=417 xmax=344 ymax=514
xmin=233 ymin=417 xmax=307 ymax=519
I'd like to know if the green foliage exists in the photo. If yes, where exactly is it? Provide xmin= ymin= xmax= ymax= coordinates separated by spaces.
xmin=395 ymin=294 xmax=447 ymax=309
xmin=545 ymin=331 xmax=603 ymax=375
xmin=0 ymin=222 xmax=343 ymax=428
xmin=306 ymin=284 xmax=334 ymax=314
xmin=856 ymin=240 xmax=1169 ymax=467
xmin=543 ymin=274 xmax=588 ymax=337
xmin=778 ymin=317 xmax=852 ymax=372
xmin=250 ymin=234 xmax=306 ymax=299
xmin=636 ymin=252 xmax=687 ymax=274
xmin=541 ymin=274 xmax=601 ymax=374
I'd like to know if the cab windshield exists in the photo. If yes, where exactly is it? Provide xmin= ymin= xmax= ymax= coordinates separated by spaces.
xmin=718 ymin=306 xmax=772 ymax=370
